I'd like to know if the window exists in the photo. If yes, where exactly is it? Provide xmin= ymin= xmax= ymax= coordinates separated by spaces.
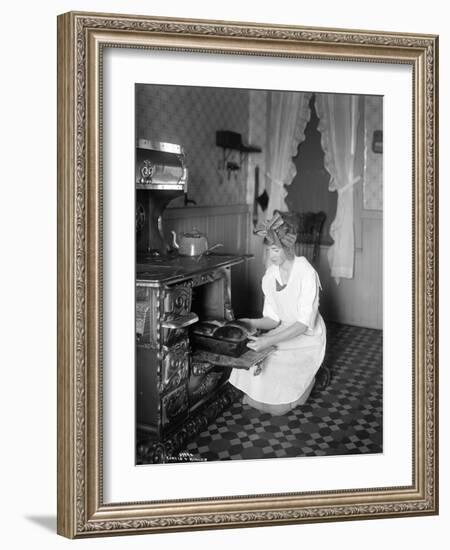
xmin=285 ymin=94 xmax=337 ymax=246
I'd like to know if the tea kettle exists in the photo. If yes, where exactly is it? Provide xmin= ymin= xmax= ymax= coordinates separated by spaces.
xmin=171 ymin=228 xmax=223 ymax=257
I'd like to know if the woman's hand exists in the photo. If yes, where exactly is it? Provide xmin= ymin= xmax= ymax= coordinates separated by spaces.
xmin=246 ymin=335 xmax=273 ymax=352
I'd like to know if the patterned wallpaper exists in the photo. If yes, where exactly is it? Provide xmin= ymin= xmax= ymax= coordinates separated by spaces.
xmin=363 ymin=96 xmax=383 ymax=211
xmin=136 ymin=86 xmax=382 ymax=212
xmin=136 ymin=84 xmax=256 ymax=207
xmin=247 ymin=90 xmax=268 ymax=208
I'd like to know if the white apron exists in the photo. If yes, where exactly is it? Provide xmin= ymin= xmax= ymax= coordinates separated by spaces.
xmin=229 ymin=257 xmax=326 ymax=405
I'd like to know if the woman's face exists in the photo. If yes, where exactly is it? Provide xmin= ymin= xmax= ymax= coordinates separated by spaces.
xmin=267 ymin=245 xmax=289 ymax=266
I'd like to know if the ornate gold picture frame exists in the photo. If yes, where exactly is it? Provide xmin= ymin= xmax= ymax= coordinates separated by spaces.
xmin=57 ymin=11 xmax=438 ymax=538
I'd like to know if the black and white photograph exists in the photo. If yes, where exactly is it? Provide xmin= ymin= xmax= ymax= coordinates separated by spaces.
xmin=1 ymin=0 xmax=444 ymax=545
xmin=135 ymin=84 xmax=383 ymax=465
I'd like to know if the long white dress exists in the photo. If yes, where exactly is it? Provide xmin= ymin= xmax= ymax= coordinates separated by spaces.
xmin=228 ymin=256 xmax=326 ymax=406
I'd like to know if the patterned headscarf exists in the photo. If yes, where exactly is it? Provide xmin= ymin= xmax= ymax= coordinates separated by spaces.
xmin=254 ymin=211 xmax=297 ymax=249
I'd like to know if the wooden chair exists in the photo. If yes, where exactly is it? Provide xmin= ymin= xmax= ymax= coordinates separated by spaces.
xmin=295 ymin=211 xmax=326 ymax=265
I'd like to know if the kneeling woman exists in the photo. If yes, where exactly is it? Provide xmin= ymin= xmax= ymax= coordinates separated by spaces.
xmin=229 ymin=212 xmax=326 ymax=416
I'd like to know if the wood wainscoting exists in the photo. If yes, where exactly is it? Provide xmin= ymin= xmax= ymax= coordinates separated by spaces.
xmin=162 ymin=205 xmax=382 ymax=329
xmin=316 ymin=209 xmax=382 ymax=330
xmin=162 ymin=204 xmax=252 ymax=317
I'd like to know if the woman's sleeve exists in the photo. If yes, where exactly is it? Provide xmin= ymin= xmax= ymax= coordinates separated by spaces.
xmin=262 ymin=274 xmax=280 ymax=323
xmin=296 ymin=266 xmax=321 ymax=330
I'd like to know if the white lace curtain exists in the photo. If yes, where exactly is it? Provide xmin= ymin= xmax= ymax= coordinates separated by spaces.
xmin=265 ymin=91 xmax=312 ymax=216
xmin=315 ymin=94 xmax=360 ymax=283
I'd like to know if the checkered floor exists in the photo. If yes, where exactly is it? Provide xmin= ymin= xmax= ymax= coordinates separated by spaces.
xmin=183 ymin=322 xmax=383 ymax=461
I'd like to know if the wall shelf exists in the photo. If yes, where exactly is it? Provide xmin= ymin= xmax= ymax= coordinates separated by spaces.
xmin=215 ymin=130 xmax=262 ymax=175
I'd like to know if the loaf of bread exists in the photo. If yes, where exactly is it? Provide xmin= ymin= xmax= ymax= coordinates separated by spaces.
xmin=213 ymin=325 xmax=245 ymax=341
xmin=225 ymin=320 xmax=257 ymax=336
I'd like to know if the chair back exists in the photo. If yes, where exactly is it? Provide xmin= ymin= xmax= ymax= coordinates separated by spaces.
xmin=294 ymin=211 xmax=326 ymax=264
xmin=272 ymin=210 xmax=326 ymax=265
